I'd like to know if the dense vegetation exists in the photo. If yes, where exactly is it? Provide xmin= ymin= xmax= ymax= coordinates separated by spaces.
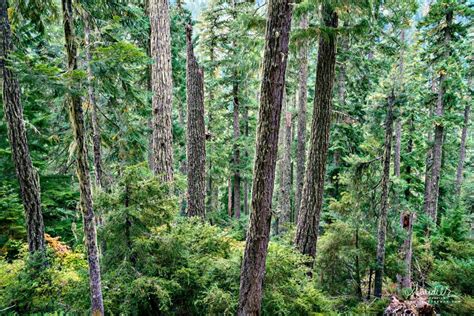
xmin=0 ymin=0 xmax=472 ymax=314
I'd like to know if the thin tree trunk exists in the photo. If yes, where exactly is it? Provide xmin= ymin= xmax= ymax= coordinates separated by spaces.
xmin=280 ymin=98 xmax=292 ymax=225
xmin=394 ymin=119 xmax=402 ymax=177
xmin=233 ymin=80 xmax=241 ymax=218
xmin=206 ymin=46 xmax=215 ymax=213
xmin=367 ymin=268 xmax=373 ymax=300
xmin=228 ymin=177 xmax=233 ymax=217
xmin=185 ymin=24 xmax=206 ymax=218
xmin=455 ymin=105 xmax=470 ymax=195
xmin=1 ymin=0 xmax=45 ymax=255
xmin=399 ymin=211 xmax=414 ymax=289
xmin=404 ymin=116 xmax=414 ymax=200
xmin=295 ymin=4 xmax=338 ymax=261
xmin=295 ymin=13 xmax=309 ymax=217
xmin=424 ymin=11 xmax=452 ymax=223
xmin=237 ymin=1 xmax=293 ymax=313
xmin=61 ymin=0 xmax=104 ymax=313
xmin=243 ymin=104 xmax=250 ymax=215
xmin=374 ymin=92 xmax=395 ymax=299
xmin=84 ymin=12 xmax=104 ymax=189
xmin=150 ymin=0 xmax=173 ymax=182
xmin=393 ymin=30 xmax=405 ymax=177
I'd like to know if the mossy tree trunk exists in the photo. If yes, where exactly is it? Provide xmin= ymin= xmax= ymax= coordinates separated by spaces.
xmin=61 ymin=0 xmax=104 ymax=313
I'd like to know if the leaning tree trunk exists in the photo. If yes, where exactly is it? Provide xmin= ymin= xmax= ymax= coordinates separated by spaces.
xmin=0 ymin=0 xmax=45 ymax=255
xmin=150 ymin=0 xmax=174 ymax=182
xmin=295 ymin=4 xmax=338 ymax=261
xmin=424 ymin=11 xmax=452 ymax=223
xmin=84 ymin=12 xmax=104 ymax=189
xmin=295 ymin=13 xmax=309 ymax=217
xmin=237 ymin=0 xmax=293 ymax=314
xmin=455 ymin=105 xmax=470 ymax=195
xmin=62 ymin=0 xmax=104 ymax=313
xmin=232 ymin=79 xmax=241 ymax=218
xmin=185 ymin=24 xmax=206 ymax=218
xmin=374 ymin=92 xmax=395 ymax=299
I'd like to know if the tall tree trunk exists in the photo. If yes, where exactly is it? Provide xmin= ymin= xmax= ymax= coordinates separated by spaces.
xmin=393 ymin=119 xmax=402 ymax=177
xmin=424 ymin=11 xmax=452 ymax=223
xmin=228 ymin=177 xmax=233 ymax=217
xmin=84 ymin=12 xmax=104 ymax=189
xmin=185 ymin=25 xmax=206 ymax=218
xmin=206 ymin=45 xmax=215 ymax=214
xmin=404 ymin=116 xmax=414 ymax=200
xmin=393 ymin=30 xmax=405 ymax=178
xmin=150 ymin=0 xmax=174 ymax=182
xmin=455 ymin=105 xmax=470 ymax=195
xmin=233 ymin=80 xmax=241 ymax=218
xmin=243 ymin=104 xmax=250 ymax=215
xmin=1 ymin=0 xmax=45 ymax=255
xmin=295 ymin=4 xmax=338 ymax=261
xmin=237 ymin=1 xmax=292 ymax=314
xmin=280 ymin=98 xmax=292 ymax=225
xmin=295 ymin=13 xmax=309 ymax=217
xmin=399 ymin=211 xmax=414 ymax=289
xmin=61 ymin=0 xmax=104 ymax=313
xmin=374 ymin=92 xmax=395 ymax=299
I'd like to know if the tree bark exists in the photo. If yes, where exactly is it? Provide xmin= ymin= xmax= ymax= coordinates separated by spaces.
xmin=150 ymin=0 xmax=174 ymax=182
xmin=295 ymin=13 xmax=309 ymax=218
xmin=393 ymin=30 xmax=405 ymax=178
xmin=424 ymin=10 xmax=452 ymax=223
xmin=455 ymin=105 xmax=470 ymax=195
xmin=374 ymin=92 xmax=395 ymax=299
xmin=185 ymin=24 xmax=206 ymax=218
xmin=1 ymin=0 xmax=45 ymax=255
xmin=83 ymin=12 xmax=104 ymax=189
xmin=399 ymin=211 xmax=414 ymax=289
xmin=279 ymin=98 xmax=292 ymax=225
xmin=243 ymin=104 xmax=250 ymax=215
xmin=394 ymin=119 xmax=402 ymax=177
xmin=61 ymin=0 xmax=104 ymax=314
xmin=233 ymin=80 xmax=241 ymax=218
xmin=295 ymin=4 xmax=338 ymax=261
xmin=237 ymin=0 xmax=293 ymax=314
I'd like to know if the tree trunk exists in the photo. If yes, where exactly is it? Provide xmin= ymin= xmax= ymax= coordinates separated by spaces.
xmin=243 ymin=104 xmax=250 ymax=215
xmin=61 ymin=0 xmax=104 ymax=313
xmin=233 ymin=80 xmax=241 ymax=218
xmin=237 ymin=0 xmax=293 ymax=314
xmin=228 ymin=177 xmax=233 ymax=217
xmin=1 ymin=0 xmax=45 ymax=255
xmin=280 ymin=98 xmax=292 ymax=225
xmin=455 ymin=105 xmax=470 ymax=195
xmin=295 ymin=4 xmax=338 ymax=261
xmin=399 ymin=211 xmax=414 ymax=289
xmin=150 ymin=0 xmax=174 ymax=182
xmin=394 ymin=119 xmax=402 ymax=177
xmin=295 ymin=13 xmax=309 ymax=217
xmin=206 ymin=46 xmax=215 ymax=214
xmin=374 ymin=92 xmax=395 ymax=299
xmin=393 ymin=30 xmax=405 ymax=178
xmin=424 ymin=11 xmax=452 ymax=223
xmin=84 ymin=12 xmax=104 ymax=189
xmin=185 ymin=24 xmax=206 ymax=218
